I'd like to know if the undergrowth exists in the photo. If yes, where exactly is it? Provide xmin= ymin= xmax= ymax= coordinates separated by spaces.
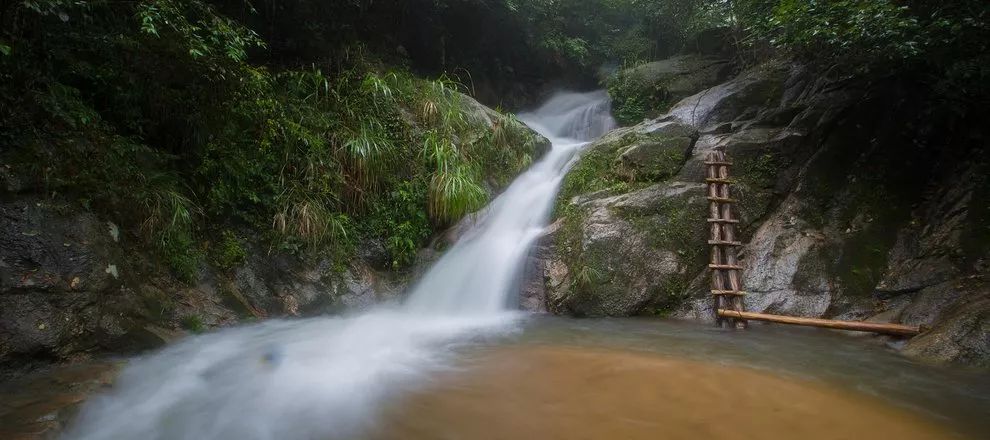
xmin=0 ymin=0 xmax=539 ymax=281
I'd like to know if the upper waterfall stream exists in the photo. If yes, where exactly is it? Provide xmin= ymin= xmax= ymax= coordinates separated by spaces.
xmin=62 ymin=91 xmax=617 ymax=440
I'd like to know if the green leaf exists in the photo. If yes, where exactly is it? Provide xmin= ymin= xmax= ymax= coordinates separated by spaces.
xmin=0 ymin=43 xmax=10 ymax=56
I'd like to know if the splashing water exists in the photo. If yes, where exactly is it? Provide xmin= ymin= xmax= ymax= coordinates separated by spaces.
xmin=62 ymin=91 xmax=615 ymax=440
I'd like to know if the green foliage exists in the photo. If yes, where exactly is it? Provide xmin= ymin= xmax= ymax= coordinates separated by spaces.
xmin=213 ymin=231 xmax=247 ymax=270
xmin=743 ymin=0 xmax=922 ymax=70
xmin=605 ymin=64 xmax=675 ymax=126
xmin=162 ymin=233 xmax=201 ymax=284
xmin=179 ymin=315 xmax=206 ymax=333
xmin=737 ymin=0 xmax=990 ymax=103
xmin=428 ymin=168 xmax=488 ymax=224
xmin=0 ymin=0 xmax=539 ymax=280
xmin=366 ymin=179 xmax=432 ymax=268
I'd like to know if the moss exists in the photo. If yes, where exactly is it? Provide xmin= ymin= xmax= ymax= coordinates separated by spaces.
xmin=648 ymin=276 xmax=690 ymax=317
xmin=558 ymin=142 xmax=623 ymax=203
xmin=553 ymin=201 xmax=588 ymax=268
xmin=212 ymin=230 xmax=247 ymax=271
xmin=557 ymin=131 xmax=666 ymax=204
xmin=734 ymin=152 xmax=781 ymax=235
xmin=653 ymin=147 xmax=687 ymax=178
xmin=618 ymin=140 xmax=689 ymax=182
xmin=162 ymin=234 xmax=201 ymax=284
xmin=828 ymin=181 xmax=916 ymax=297
xmin=179 ymin=315 xmax=205 ymax=333
xmin=617 ymin=194 xmax=708 ymax=312
xmin=606 ymin=67 xmax=673 ymax=126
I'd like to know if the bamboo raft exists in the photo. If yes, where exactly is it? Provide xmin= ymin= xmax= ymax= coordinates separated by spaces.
xmin=703 ymin=149 xmax=920 ymax=337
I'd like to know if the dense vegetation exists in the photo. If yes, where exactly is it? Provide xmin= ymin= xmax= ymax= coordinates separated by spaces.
xmin=1 ymin=0 xmax=986 ymax=281
xmin=0 ymin=0 xmax=543 ymax=278
xmin=604 ymin=0 xmax=989 ymax=125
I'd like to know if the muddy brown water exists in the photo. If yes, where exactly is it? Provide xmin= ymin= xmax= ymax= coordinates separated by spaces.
xmin=371 ymin=317 xmax=988 ymax=440
xmin=1 ymin=317 xmax=987 ymax=439
xmin=375 ymin=346 xmax=956 ymax=440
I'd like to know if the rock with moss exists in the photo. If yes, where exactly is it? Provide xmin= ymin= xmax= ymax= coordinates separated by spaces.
xmin=608 ymin=55 xmax=735 ymax=125
xmin=0 ymin=196 xmax=403 ymax=375
xmin=548 ymin=181 xmax=709 ymax=316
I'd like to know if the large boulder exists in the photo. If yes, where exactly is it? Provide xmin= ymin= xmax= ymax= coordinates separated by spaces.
xmin=608 ymin=55 xmax=735 ymax=125
xmin=548 ymin=181 xmax=708 ymax=316
xmin=622 ymin=56 xmax=735 ymax=103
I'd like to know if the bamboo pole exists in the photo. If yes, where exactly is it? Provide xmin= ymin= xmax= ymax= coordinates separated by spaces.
xmin=716 ymin=310 xmax=921 ymax=336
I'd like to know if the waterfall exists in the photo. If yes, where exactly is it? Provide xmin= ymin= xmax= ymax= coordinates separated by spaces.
xmin=405 ymin=90 xmax=615 ymax=314
xmin=62 ymin=91 xmax=615 ymax=440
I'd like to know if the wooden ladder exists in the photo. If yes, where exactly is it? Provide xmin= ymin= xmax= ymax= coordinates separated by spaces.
xmin=705 ymin=150 xmax=747 ymax=329
xmin=701 ymin=149 xmax=921 ymax=337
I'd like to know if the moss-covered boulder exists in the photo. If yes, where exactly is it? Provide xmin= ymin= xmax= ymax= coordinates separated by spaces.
xmin=616 ymin=134 xmax=694 ymax=181
xmin=558 ymin=120 xmax=698 ymax=203
xmin=548 ymin=181 xmax=709 ymax=316
xmin=607 ymin=55 xmax=734 ymax=126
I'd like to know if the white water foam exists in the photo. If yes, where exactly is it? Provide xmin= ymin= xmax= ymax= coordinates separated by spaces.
xmin=62 ymin=90 xmax=615 ymax=440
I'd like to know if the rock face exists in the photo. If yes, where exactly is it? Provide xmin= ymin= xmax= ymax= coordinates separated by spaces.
xmin=545 ymin=57 xmax=990 ymax=367
xmin=0 ymin=196 xmax=403 ymax=377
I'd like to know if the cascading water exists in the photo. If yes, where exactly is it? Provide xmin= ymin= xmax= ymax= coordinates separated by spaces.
xmin=405 ymin=90 xmax=615 ymax=314
xmin=61 ymin=91 xmax=615 ymax=440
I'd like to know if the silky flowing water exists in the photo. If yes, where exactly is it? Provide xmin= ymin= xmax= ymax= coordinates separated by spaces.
xmin=30 ymin=91 xmax=986 ymax=439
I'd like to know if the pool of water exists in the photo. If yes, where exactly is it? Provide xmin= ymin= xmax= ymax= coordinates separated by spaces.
xmin=387 ymin=316 xmax=989 ymax=439
xmin=2 ymin=316 xmax=987 ymax=439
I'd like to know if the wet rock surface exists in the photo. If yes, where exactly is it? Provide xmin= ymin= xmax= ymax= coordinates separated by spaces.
xmin=0 ymin=361 xmax=119 ymax=439
xmin=0 ymin=196 xmax=402 ymax=377
xmin=545 ymin=56 xmax=990 ymax=367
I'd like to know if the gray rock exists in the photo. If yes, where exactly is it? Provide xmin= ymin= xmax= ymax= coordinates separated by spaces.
xmin=621 ymin=55 xmax=735 ymax=109
xmin=549 ymin=181 xmax=708 ymax=316
xmin=902 ymin=292 xmax=990 ymax=368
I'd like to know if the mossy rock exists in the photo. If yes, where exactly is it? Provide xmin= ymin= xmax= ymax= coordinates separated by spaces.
xmin=616 ymin=136 xmax=692 ymax=182
xmin=548 ymin=181 xmax=708 ymax=316
xmin=608 ymin=55 xmax=734 ymax=125
xmin=558 ymin=121 xmax=697 ymax=204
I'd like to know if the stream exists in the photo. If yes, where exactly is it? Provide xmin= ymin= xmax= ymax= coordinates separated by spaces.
xmin=4 ymin=91 xmax=986 ymax=439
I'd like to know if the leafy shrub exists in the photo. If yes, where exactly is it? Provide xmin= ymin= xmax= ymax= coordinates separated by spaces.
xmin=213 ymin=231 xmax=247 ymax=270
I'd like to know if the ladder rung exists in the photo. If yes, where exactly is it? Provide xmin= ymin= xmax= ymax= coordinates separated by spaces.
xmin=708 ymin=240 xmax=743 ymax=246
xmin=707 ymin=197 xmax=736 ymax=203
xmin=709 ymin=264 xmax=743 ymax=270
xmin=707 ymin=218 xmax=739 ymax=224
xmin=705 ymin=178 xmax=735 ymax=184
xmin=711 ymin=290 xmax=747 ymax=296
xmin=704 ymin=161 xmax=733 ymax=166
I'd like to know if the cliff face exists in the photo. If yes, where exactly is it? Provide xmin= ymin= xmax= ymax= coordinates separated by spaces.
xmin=541 ymin=60 xmax=989 ymax=367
